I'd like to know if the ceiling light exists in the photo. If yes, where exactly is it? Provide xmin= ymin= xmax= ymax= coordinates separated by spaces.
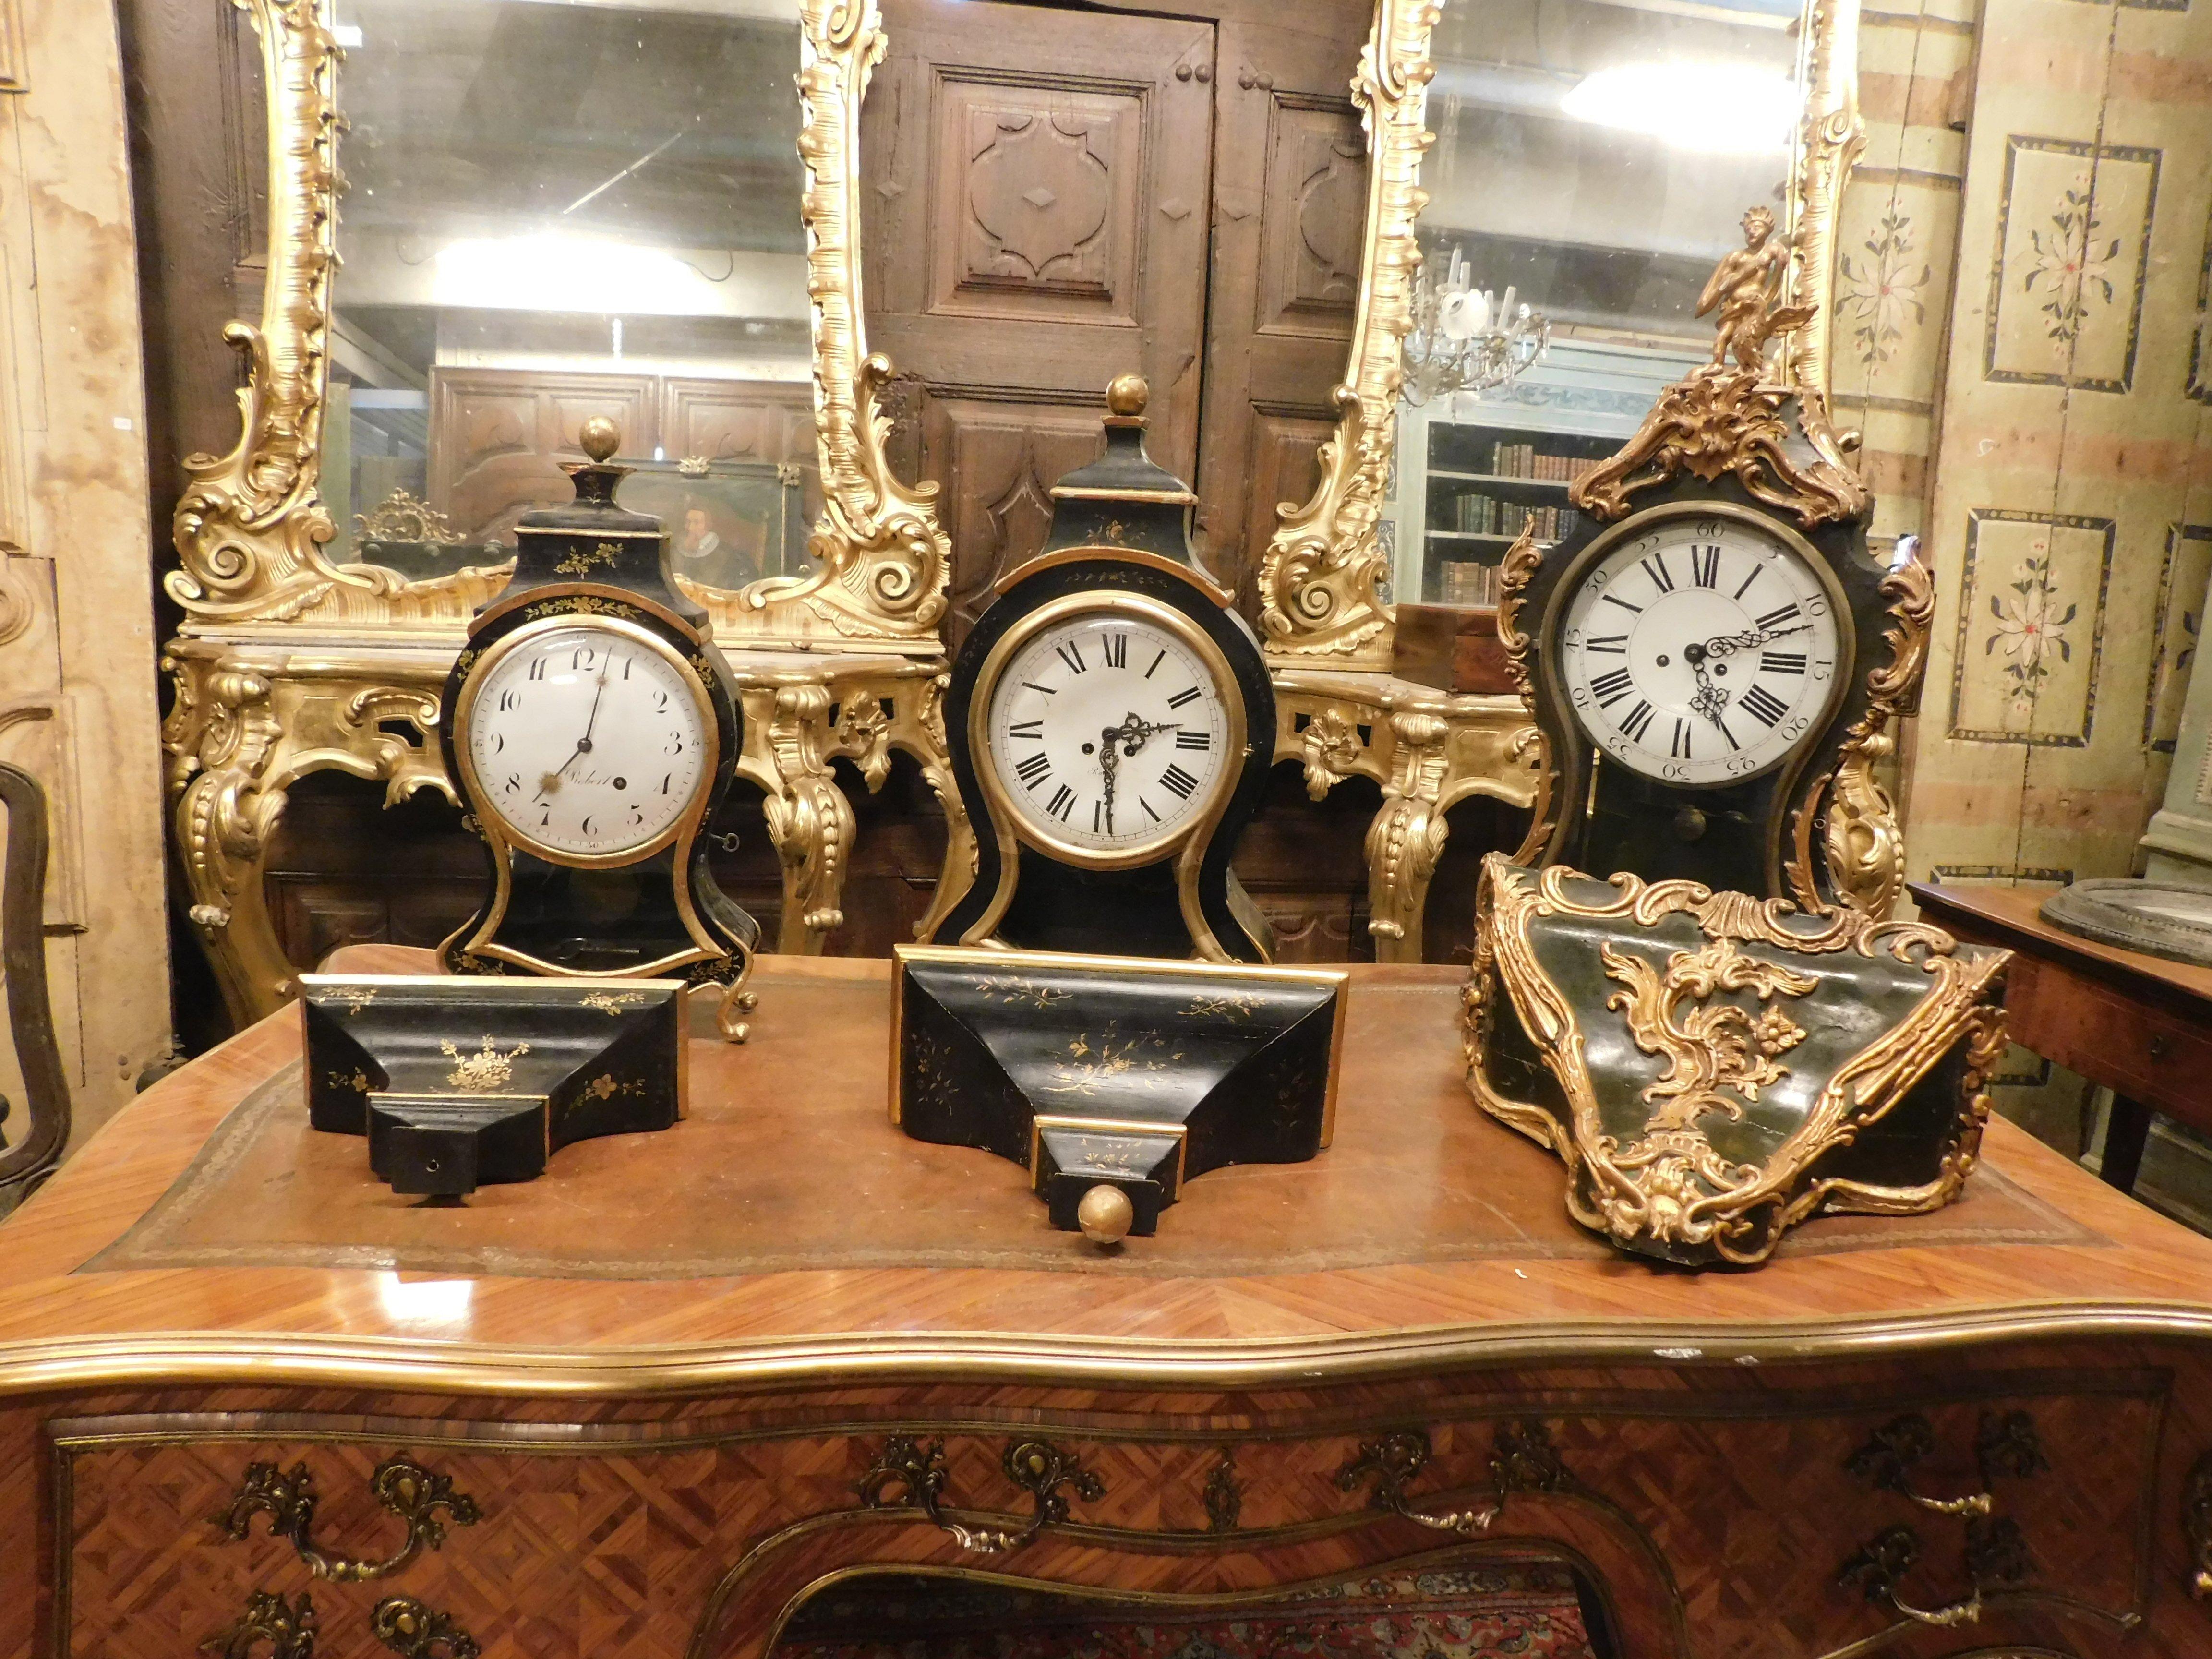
xmin=1560 ymin=62 xmax=1797 ymax=153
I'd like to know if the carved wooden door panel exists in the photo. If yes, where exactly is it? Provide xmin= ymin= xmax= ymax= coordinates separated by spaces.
xmin=1193 ymin=15 xmax=1369 ymax=613
xmin=863 ymin=0 xmax=1215 ymax=641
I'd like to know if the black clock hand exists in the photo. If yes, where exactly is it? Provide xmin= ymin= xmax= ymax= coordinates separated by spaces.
xmin=1683 ymin=641 xmax=1731 ymax=730
xmin=537 ymin=666 xmax=612 ymax=799
xmin=1702 ymin=623 xmax=1813 ymax=659
xmin=1099 ymin=734 xmax=1116 ymax=835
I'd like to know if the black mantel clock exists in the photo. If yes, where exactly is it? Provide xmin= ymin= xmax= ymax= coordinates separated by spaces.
xmin=1498 ymin=207 xmax=1932 ymax=916
xmin=436 ymin=417 xmax=759 ymax=1037
xmin=926 ymin=377 xmax=1277 ymax=962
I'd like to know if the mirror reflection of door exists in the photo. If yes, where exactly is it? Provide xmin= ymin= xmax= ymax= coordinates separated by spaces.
xmin=863 ymin=0 xmax=1369 ymax=642
xmin=326 ymin=0 xmax=817 ymax=585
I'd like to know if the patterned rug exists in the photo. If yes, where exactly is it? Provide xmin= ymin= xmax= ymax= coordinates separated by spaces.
xmin=777 ymin=1565 xmax=1601 ymax=1659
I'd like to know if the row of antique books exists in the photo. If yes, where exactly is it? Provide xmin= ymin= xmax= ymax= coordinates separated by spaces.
xmin=1486 ymin=441 xmax=1599 ymax=483
xmin=1445 ymin=494 xmax=1583 ymax=539
xmin=1435 ymin=561 xmax=1501 ymax=607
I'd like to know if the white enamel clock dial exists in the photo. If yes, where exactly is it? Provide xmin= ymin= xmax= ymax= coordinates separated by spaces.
xmin=465 ymin=623 xmax=710 ymax=859
xmin=984 ymin=611 xmax=1232 ymax=855
xmin=1559 ymin=514 xmax=1842 ymax=786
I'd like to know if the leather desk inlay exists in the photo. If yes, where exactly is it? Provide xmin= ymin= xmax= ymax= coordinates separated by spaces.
xmin=83 ymin=959 xmax=2095 ymax=1281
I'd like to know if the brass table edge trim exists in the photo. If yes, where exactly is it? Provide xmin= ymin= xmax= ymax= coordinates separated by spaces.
xmin=4 ymin=1303 xmax=2212 ymax=1396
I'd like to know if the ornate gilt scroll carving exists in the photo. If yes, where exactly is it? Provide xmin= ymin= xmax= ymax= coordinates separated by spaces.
xmin=1256 ymin=0 xmax=1438 ymax=670
xmin=212 ymin=1455 xmax=481 ymax=1583
xmin=1261 ymin=0 xmax=1863 ymax=668
xmin=165 ymin=0 xmax=946 ymax=650
xmin=1271 ymin=667 xmax=1540 ymax=962
xmin=1570 ymin=207 xmax=1871 ymax=532
xmin=728 ymin=0 xmax=952 ymax=650
xmin=1468 ymin=861 xmax=2008 ymax=1266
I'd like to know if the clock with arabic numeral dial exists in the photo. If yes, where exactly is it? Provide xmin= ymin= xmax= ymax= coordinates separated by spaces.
xmin=437 ymin=417 xmax=758 ymax=1035
xmin=928 ymin=377 xmax=1275 ymax=962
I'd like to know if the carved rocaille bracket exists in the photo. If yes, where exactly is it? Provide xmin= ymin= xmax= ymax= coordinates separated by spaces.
xmin=212 ymin=1455 xmax=481 ymax=1583
xmin=854 ymin=1435 xmax=1105 ymax=1553
xmin=1336 ymin=1421 xmax=1568 ymax=1536
xmin=370 ymin=1598 xmax=480 ymax=1659
xmin=2184 ymin=1451 xmax=2212 ymax=1599
xmin=201 ymin=1591 xmax=318 ymax=1659
xmin=1838 ymin=1409 xmax=2044 ymax=1628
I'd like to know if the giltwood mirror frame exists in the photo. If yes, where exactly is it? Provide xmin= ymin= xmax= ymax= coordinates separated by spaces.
xmin=1257 ymin=0 xmax=1866 ymax=671
xmin=165 ymin=0 xmax=951 ymax=655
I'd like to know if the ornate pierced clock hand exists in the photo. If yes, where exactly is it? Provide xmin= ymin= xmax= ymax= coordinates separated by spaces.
xmin=1683 ymin=640 xmax=1732 ymax=730
xmin=1097 ymin=725 xmax=1118 ymax=835
xmin=1701 ymin=622 xmax=1813 ymax=659
xmin=1109 ymin=712 xmax=1179 ymax=755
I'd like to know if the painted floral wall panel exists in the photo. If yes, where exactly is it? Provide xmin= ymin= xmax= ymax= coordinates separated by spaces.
xmin=1899 ymin=0 xmax=2212 ymax=1149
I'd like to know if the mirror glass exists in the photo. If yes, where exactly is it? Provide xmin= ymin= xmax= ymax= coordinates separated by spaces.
xmin=1384 ymin=0 xmax=1805 ymax=607
xmin=322 ymin=0 xmax=815 ymax=596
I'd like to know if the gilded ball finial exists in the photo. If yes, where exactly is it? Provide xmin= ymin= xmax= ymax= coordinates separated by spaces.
xmin=1076 ymin=1183 xmax=1134 ymax=1246
xmin=578 ymin=415 xmax=621 ymax=463
xmin=1106 ymin=375 xmax=1149 ymax=418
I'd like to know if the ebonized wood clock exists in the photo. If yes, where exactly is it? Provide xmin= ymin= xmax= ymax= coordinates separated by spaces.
xmin=926 ymin=377 xmax=1276 ymax=962
xmin=437 ymin=417 xmax=759 ymax=1035
xmin=1499 ymin=208 xmax=1932 ymax=918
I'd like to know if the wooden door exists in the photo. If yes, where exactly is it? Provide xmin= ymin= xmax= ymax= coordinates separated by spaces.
xmin=1193 ymin=12 xmax=1369 ymax=612
xmin=864 ymin=0 xmax=1216 ymax=639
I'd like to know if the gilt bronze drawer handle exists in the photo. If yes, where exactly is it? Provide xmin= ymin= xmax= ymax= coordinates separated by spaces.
xmin=213 ymin=1455 xmax=482 ymax=1582
xmin=1844 ymin=1409 xmax=2047 ymax=1516
xmin=2184 ymin=1451 xmax=2212 ymax=1599
xmin=854 ymin=1434 xmax=1106 ymax=1553
xmin=1838 ymin=1516 xmax=2029 ymax=1628
xmin=1338 ymin=1420 xmax=1567 ymax=1536
xmin=371 ymin=1597 xmax=480 ymax=1659
xmin=200 ymin=1591 xmax=318 ymax=1659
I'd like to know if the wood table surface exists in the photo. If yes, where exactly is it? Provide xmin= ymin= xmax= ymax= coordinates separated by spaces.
xmin=5 ymin=944 xmax=2212 ymax=1659
xmin=1911 ymin=879 xmax=2212 ymax=1194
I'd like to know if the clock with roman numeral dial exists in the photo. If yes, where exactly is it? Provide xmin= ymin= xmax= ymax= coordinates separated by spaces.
xmin=1559 ymin=512 xmax=1842 ymax=786
xmin=983 ymin=609 xmax=1232 ymax=856
xmin=928 ymin=375 xmax=1276 ymax=962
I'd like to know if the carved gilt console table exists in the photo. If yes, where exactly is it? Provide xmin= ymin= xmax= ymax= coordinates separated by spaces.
xmin=5 ymin=944 xmax=2212 ymax=1659
xmin=162 ymin=636 xmax=969 ymax=1025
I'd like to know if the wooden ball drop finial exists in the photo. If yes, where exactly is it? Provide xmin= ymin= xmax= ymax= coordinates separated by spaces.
xmin=1076 ymin=1183 xmax=1134 ymax=1246
xmin=578 ymin=416 xmax=621 ymax=463
xmin=1105 ymin=375 xmax=1149 ymax=419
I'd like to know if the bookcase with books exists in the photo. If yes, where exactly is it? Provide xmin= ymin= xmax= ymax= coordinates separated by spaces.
xmin=1412 ymin=421 xmax=1620 ymax=607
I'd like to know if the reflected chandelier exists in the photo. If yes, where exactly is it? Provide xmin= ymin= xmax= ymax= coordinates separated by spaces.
xmin=1400 ymin=246 xmax=1551 ymax=406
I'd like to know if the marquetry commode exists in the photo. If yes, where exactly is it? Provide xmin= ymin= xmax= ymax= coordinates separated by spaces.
xmin=6 ymin=949 xmax=2212 ymax=1659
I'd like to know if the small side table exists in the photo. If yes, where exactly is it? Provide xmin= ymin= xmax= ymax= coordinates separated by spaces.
xmin=1910 ymin=879 xmax=2212 ymax=1193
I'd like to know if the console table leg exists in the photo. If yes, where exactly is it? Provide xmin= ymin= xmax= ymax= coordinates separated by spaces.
xmin=1365 ymin=711 xmax=1450 ymax=965
xmin=2100 ymin=1094 xmax=2154 ymax=1193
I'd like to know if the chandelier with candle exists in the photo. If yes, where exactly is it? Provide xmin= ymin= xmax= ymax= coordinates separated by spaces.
xmin=1400 ymin=246 xmax=1551 ymax=406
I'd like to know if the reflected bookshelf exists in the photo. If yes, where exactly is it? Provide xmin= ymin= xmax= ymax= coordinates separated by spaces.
xmin=1417 ymin=423 xmax=1617 ymax=606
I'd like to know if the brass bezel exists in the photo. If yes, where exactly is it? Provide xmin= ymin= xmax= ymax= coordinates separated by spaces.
xmin=452 ymin=614 xmax=720 ymax=868
xmin=1538 ymin=499 xmax=1856 ymax=798
xmin=965 ymin=592 xmax=1248 ymax=879
xmin=890 ymin=943 xmax=1350 ymax=1147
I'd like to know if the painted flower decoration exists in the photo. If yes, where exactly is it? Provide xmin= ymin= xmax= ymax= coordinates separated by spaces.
xmin=2022 ymin=187 xmax=2120 ymax=345
xmin=1837 ymin=206 xmax=1930 ymax=368
xmin=1985 ymin=553 xmax=2077 ymax=715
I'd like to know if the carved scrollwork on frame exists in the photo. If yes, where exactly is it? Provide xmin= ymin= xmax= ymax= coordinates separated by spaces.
xmin=211 ymin=1455 xmax=481 ymax=1583
xmin=1257 ymin=0 xmax=1438 ymax=671
xmin=731 ymin=0 xmax=952 ymax=650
